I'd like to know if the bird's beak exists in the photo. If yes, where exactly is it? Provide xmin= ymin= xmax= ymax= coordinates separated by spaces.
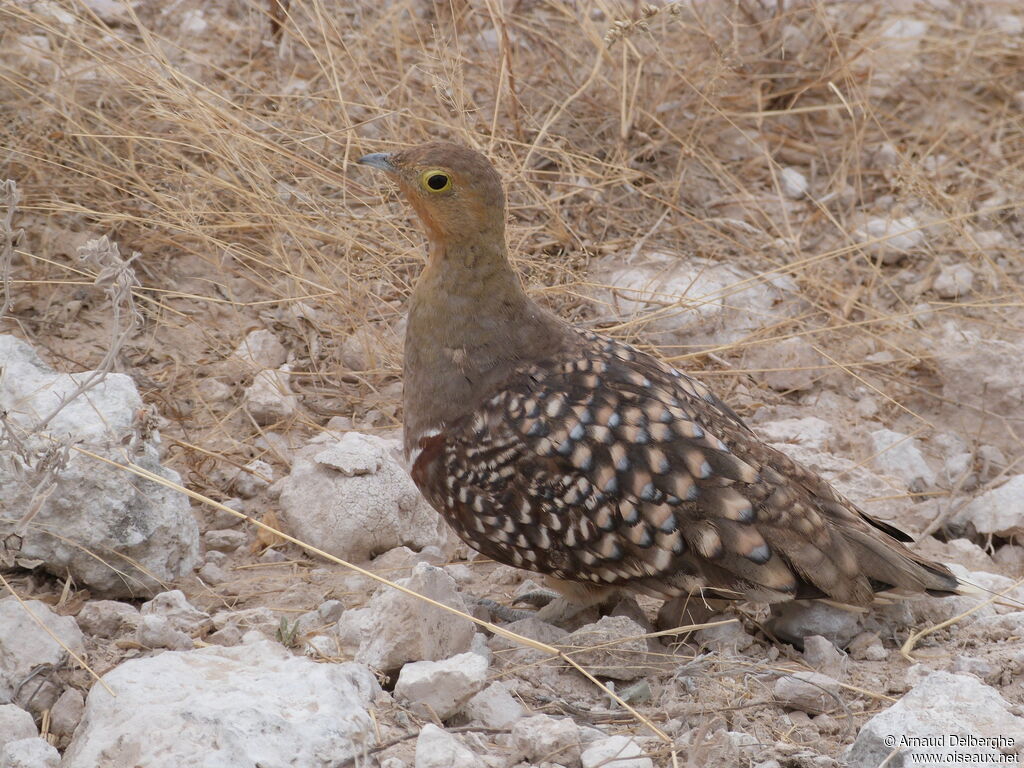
xmin=357 ymin=152 xmax=397 ymax=173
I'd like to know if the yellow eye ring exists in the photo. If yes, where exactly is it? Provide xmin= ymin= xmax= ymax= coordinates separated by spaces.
xmin=421 ymin=169 xmax=452 ymax=193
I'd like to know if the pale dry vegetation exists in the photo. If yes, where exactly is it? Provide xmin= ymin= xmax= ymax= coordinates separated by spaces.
xmin=1 ymin=0 xmax=1023 ymax=763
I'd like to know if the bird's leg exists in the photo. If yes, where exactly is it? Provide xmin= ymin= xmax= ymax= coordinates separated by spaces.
xmin=532 ymin=577 xmax=618 ymax=624
xmin=474 ymin=597 xmax=535 ymax=623
xmin=512 ymin=588 xmax=561 ymax=608
xmin=476 ymin=578 xmax=620 ymax=626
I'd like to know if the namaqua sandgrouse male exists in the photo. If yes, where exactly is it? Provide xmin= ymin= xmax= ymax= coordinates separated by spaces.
xmin=359 ymin=142 xmax=964 ymax=622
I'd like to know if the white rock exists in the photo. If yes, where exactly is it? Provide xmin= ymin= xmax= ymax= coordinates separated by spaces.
xmin=341 ymin=324 xmax=402 ymax=373
xmin=512 ymin=714 xmax=582 ymax=766
xmin=0 ymin=705 xmax=37 ymax=748
xmin=695 ymin=614 xmax=755 ymax=653
xmin=952 ymin=475 xmax=1024 ymax=538
xmin=560 ymin=615 xmax=654 ymax=681
xmin=993 ymin=544 xmax=1024 ymax=571
xmin=81 ymin=0 xmax=131 ymax=23
xmin=179 ymin=8 xmax=207 ymax=35
xmin=197 ymin=562 xmax=230 ymax=585
xmin=204 ymin=529 xmax=247 ymax=552
xmin=232 ymin=329 xmax=286 ymax=369
xmin=334 ymin=563 xmax=474 ymax=672
xmin=994 ymin=13 xmax=1023 ymax=35
xmin=210 ymin=606 xmax=280 ymax=639
xmin=395 ymin=651 xmax=489 ymax=720
xmin=279 ymin=433 xmax=446 ymax=563
xmin=304 ymin=635 xmax=339 ymax=659
xmin=581 ymin=734 xmax=653 ymax=768
xmin=313 ymin=433 xmax=384 ymax=476
xmin=0 ymin=738 xmax=60 ymax=768
xmin=206 ymin=624 xmax=243 ymax=647
xmin=0 ymin=598 xmax=85 ymax=703
xmin=767 ymin=601 xmax=862 ymax=647
xmin=588 ymin=253 xmax=800 ymax=350
xmin=745 ymin=337 xmax=824 ymax=392
xmin=847 ymin=631 xmax=886 ymax=662
xmin=487 ymin=617 xmax=568 ymax=651
xmin=0 ymin=336 xmax=200 ymax=597
xmin=294 ymin=599 xmax=346 ymax=637
xmin=933 ymin=323 xmax=1024 ymax=425
xmin=870 ymin=428 xmax=936 ymax=491
xmin=845 ymin=671 xmax=1023 ymax=766
xmin=135 ymin=615 xmax=193 ymax=651
xmin=950 ymin=656 xmax=998 ymax=683
xmin=773 ymin=671 xmax=842 ymax=714
xmin=855 ymin=216 xmax=925 ymax=262
xmin=49 ymin=687 xmax=85 ymax=737
xmin=854 ymin=18 xmax=929 ymax=99
xmin=463 ymin=682 xmax=524 ymax=728
xmin=802 ymin=635 xmax=847 ymax=679
xmin=414 ymin=724 xmax=479 ymax=768
xmin=140 ymin=590 xmax=212 ymax=635
xmin=780 ymin=167 xmax=809 ymax=198
xmin=231 ymin=459 xmax=273 ymax=498
xmin=755 ymin=417 xmax=834 ymax=452
xmin=62 ymin=639 xmax=380 ymax=768
xmin=196 ymin=377 xmax=232 ymax=403
xmin=243 ymin=367 xmax=298 ymax=425
xmin=75 ymin=600 xmax=140 ymax=638
xmin=933 ymin=264 xmax=974 ymax=299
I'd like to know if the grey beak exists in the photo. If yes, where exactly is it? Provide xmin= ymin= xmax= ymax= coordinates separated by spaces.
xmin=357 ymin=152 xmax=396 ymax=173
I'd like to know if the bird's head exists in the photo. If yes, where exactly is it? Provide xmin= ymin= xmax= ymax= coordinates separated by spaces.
xmin=358 ymin=142 xmax=506 ymax=245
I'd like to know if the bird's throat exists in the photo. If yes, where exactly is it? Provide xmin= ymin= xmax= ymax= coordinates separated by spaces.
xmin=402 ymin=237 xmax=565 ymax=456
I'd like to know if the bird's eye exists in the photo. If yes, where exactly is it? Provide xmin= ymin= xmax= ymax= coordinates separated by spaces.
xmin=421 ymin=170 xmax=452 ymax=193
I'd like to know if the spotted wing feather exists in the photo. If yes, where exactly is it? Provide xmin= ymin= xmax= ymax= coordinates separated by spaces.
xmin=412 ymin=329 xmax=959 ymax=606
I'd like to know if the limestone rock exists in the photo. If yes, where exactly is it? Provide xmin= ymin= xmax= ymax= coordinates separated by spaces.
xmin=951 ymin=475 xmax=1024 ymax=538
xmin=560 ymin=615 xmax=655 ymax=681
xmin=0 ymin=738 xmax=59 ymax=768
xmin=140 ymin=590 xmax=213 ymax=635
xmin=588 ymin=253 xmax=800 ymax=351
xmin=933 ymin=264 xmax=974 ymax=299
xmin=414 ymin=724 xmax=479 ymax=768
xmin=845 ymin=671 xmax=1023 ymax=766
xmin=279 ymin=432 xmax=447 ymax=563
xmin=232 ymin=329 xmax=287 ymax=369
xmin=773 ymin=671 xmax=842 ymax=715
xmin=463 ymin=682 xmax=524 ymax=728
xmin=512 ymin=715 xmax=582 ymax=766
xmin=62 ymin=639 xmax=380 ymax=768
xmin=75 ymin=600 xmax=140 ymax=638
xmin=335 ymin=563 xmax=474 ymax=672
xmin=243 ymin=368 xmax=298 ymax=424
xmin=0 ymin=705 xmax=36 ymax=748
xmin=0 ymin=337 xmax=199 ymax=598
xmin=870 ymin=428 xmax=936 ymax=491
xmin=581 ymin=734 xmax=653 ymax=768
xmin=0 ymin=598 xmax=85 ymax=704
xmin=394 ymin=651 xmax=489 ymax=720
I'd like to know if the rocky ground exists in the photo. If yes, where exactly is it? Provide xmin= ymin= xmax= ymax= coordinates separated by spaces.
xmin=1 ymin=1 xmax=1023 ymax=767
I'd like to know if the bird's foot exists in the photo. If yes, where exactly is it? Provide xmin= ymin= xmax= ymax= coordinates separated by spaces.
xmin=474 ymin=597 xmax=535 ymax=623
xmin=512 ymin=588 xmax=561 ymax=609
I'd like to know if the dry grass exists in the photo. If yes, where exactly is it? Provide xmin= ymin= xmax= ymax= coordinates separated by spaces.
xmin=2 ymin=0 xmax=1024 ymax=761
xmin=2 ymin=0 xmax=1021 ymax=444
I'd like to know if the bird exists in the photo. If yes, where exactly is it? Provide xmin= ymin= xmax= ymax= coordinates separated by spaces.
xmin=358 ymin=141 xmax=965 ymax=624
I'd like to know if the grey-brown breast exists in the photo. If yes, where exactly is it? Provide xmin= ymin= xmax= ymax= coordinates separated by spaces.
xmin=410 ymin=329 xmax=957 ymax=606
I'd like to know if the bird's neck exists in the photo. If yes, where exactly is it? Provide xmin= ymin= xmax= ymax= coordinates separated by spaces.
xmin=403 ymin=235 xmax=566 ymax=456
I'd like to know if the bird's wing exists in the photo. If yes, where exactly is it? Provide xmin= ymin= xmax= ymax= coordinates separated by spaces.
xmin=411 ymin=329 xmax=958 ymax=606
